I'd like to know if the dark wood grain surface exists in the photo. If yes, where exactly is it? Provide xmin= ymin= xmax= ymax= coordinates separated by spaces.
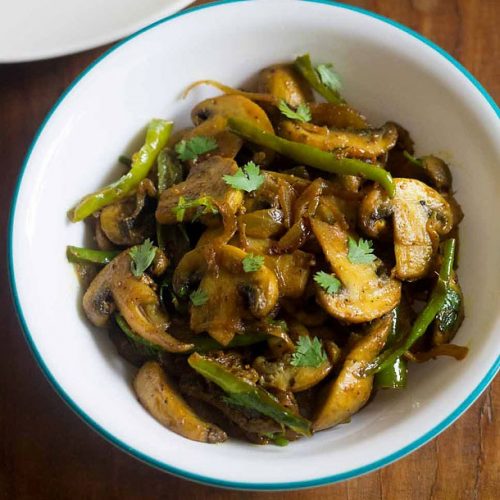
xmin=0 ymin=1 xmax=498 ymax=498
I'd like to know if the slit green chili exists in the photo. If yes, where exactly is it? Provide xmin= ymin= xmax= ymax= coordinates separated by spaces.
xmin=367 ymin=239 xmax=457 ymax=375
xmin=374 ymin=307 xmax=408 ymax=390
xmin=294 ymin=54 xmax=344 ymax=105
xmin=66 ymin=246 xmax=120 ymax=265
xmin=68 ymin=119 xmax=173 ymax=222
xmin=227 ymin=117 xmax=395 ymax=197
xmin=188 ymin=352 xmax=312 ymax=436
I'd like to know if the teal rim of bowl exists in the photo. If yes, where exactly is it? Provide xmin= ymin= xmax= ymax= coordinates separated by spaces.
xmin=8 ymin=0 xmax=500 ymax=491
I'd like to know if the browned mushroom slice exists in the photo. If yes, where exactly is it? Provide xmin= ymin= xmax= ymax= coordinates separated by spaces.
xmin=313 ymin=314 xmax=392 ymax=431
xmin=278 ymin=120 xmax=398 ymax=159
xmin=309 ymin=102 xmax=368 ymax=129
xmin=134 ymin=361 xmax=227 ymax=443
xmin=155 ymin=156 xmax=244 ymax=225
xmin=181 ymin=115 xmax=243 ymax=160
xmin=100 ymin=179 xmax=156 ymax=246
xmin=359 ymin=178 xmax=453 ymax=280
xmin=191 ymin=94 xmax=274 ymax=133
xmin=257 ymin=64 xmax=314 ymax=108
xmin=253 ymin=335 xmax=333 ymax=393
xmin=82 ymin=250 xmax=192 ymax=352
xmin=173 ymin=244 xmax=279 ymax=345
xmin=310 ymin=218 xmax=401 ymax=323
xmin=240 ymin=237 xmax=314 ymax=299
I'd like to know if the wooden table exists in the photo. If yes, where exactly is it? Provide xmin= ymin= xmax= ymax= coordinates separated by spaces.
xmin=0 ymin=1 xmax=498 ymax=498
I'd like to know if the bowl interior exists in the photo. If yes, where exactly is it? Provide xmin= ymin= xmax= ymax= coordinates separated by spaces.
xmin=10 ymin=0 xmax=500 ymax=489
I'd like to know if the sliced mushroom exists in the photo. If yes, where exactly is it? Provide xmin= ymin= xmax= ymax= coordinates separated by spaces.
xmin=82 ymin=250 xmax=192 ymax=352
xmin=253 ymin=344 xmax=332 ymax=393
xmin=257 ymin=64 xmax=313 ymax=108
xmin=181 ymin=114 xmax=243 ymax=160
xmin=278 ymin=121 xmax=398 ymax=159
xmin=359 ymin=178 xmax=453 ymax=280
xmin=134 ymin=361 xmax=227 ymax=443
xmin=155 ymin=156 xmax=244 ymax=225
xmin=191 ymin=94 xmax=274 ymax=133
xmin=240 ymin=237 xmax=314 ymax=298
xmin=313 ymin=314 xmax=392 ymax=431
xmin=310 ymin=218 xmax=401 ymax=323
xmin=100 ymin=179 xmax=156 ymax=246
xmin=173 ymin=244 xmax=279 ymax=345
xmin=309 ymin=102 xmax=368 ymax=130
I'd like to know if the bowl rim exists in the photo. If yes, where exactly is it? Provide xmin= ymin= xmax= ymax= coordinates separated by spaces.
xmin=8 ymin=0 xmax=500 ymax=491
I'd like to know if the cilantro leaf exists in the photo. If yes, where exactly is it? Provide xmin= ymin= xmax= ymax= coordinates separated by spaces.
xmin=290 ymin=336 xmax=328 ymax=367
xmin=129 ymin=238 xmax=156 ymax=276
xmin=314 ymin=271 xmax=341 ymax=294
xmin=316 ymin=63 xmax=342 ymax=92
xmin=171 ymin=195 xmax=218 ymax=222
xmin=278 ymin=99 xmax=312 ymax=123
xmin=175 ymin=136 xmax=218 ymax=161
xmin=242 ymin=253 xmax=265 ymax=272
xmin=223 ymin=161 xmax=265 ymax=193
xmin=347 ymin=237 xmax=377 ymax=264
xmin=190 ymin=289 xmax=208 ymax=306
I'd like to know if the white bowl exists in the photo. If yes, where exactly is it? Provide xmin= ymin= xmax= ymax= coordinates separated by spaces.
xmin=9 ymin=0 xmax=500 ymax=490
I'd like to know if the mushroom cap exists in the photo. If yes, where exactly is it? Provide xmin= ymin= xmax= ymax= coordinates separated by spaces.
xmin=311 ymin=218 xmax=401 ymax=323
xmin=359 ymin=178 xmax=453 ymax=280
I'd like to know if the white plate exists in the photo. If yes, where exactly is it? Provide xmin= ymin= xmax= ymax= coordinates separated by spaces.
xmin=9 ymin=0 xmax=500 ymax=491
xmin=0 ymin=0 xmax=194 ymax=62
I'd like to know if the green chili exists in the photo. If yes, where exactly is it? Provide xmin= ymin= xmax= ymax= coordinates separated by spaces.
xmin=188 ymin=353 xmax=312 ymax=436
xmin=115 ymin=313 xmax=161 ymax=354
xmin=294 ymin=54 xmax=344 ymax=105
xmin=374 ymin=307 xmax=408 ymax=389
xmin=66 ymin=246 xmax=120 ymax=265
xmin=228 ymin=117 xmax=395 ymax=197
xmin=368 ymin=239 xmax=457 ymax=374
xmin=69 ymin=119 xmax=173 ymax=222
xmin=157 ymin=148 xmax=184 ymax=193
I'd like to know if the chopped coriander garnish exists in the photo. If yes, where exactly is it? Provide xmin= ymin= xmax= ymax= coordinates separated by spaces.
xmin=347 ymin=236 xmax=377 ymax=264
xmin=290 ymin=336 xmax=328 ymax=367
xmin=278 ymin=99 xmax=312 ymax=123
xmin=129 ymin=238 xmax=156 ymax=277
xmin=223 ymin=161 xmax=265 ymax=193
xmin=242 ymin=253 xmax=265 ymax=272
xmin=175 ymin=136 xmax=218 ymax=161
xmin=190 ymin=289 xmax=208 ymax=306
xmin=316 ymin=63 xmax=342 ymax=93
xmin=171 ymin=195 xmax=218 ymax=222
xmin=314 ymin=271 xmax=341 ymax=295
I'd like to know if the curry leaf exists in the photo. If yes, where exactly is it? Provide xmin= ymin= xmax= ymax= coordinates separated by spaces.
xmin=314 ymin=271 xmax=341 ymax=294
xmin=278 ymin=99 xmax=312 ymax=123
xmin=129 ymin=239 xmax=156 ymax=276
xmin=347 ymin=237 xmax=377 ymax=264
xmin=290 ymin=336 xmax=328 ymax=367
xmin=175 ymin=136 xmax=218 ymax=161
xmin=242 ymin=253 xmax=265 ymax=272
xmin=190 ymin=289 xmax=209 ymax=306
xmin=223 ymin=161 xmax=265 ymax=192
